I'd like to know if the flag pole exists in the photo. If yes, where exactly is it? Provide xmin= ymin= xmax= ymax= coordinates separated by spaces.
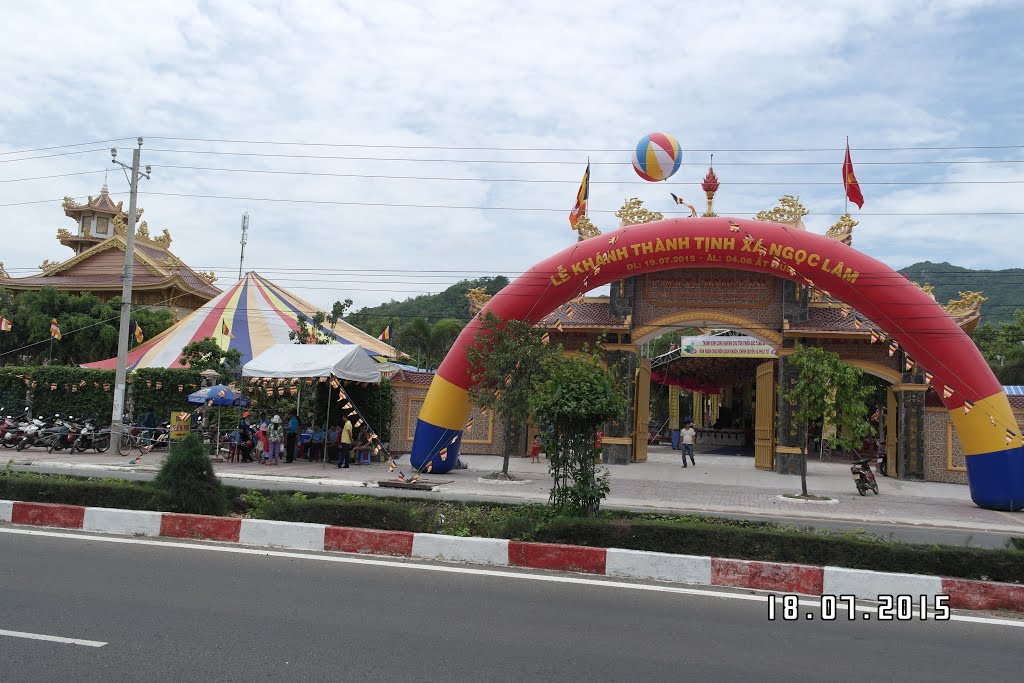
xmin=844 ymin=136 xmax=849 ymax=215
xmin=585 ymin=156 xmax=590 ymax=220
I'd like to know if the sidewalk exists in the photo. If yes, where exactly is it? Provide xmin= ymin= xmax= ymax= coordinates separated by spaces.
xmin=8 ymin=444 xmax=1024 ymax=535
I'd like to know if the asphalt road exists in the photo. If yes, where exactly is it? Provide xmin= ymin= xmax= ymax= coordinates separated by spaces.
xmin=12 ymin=464 xmax=1021 ymax=549
xmin=0 ymin=530 xmax=1021 ymax=682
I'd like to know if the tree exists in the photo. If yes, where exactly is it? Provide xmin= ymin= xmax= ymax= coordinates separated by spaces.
xmin=179 ymin=337 xmax=242 ymax=382
xmin=0 ymin=286 xmax=174 ymax=366
xmin=973 ymin=309 xmax=1024 ymax=383
xmin=467 ymin=312 xmax=557 ymax=476
xmin=778 ymin=344 xmax=874 ymax=497
xmin=529 ymin=347 xmax=627 ymax=516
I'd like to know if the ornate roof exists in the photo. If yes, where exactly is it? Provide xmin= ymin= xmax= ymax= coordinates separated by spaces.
xmin=62 ymin=185 xmax=126 ymax=218
xmin=539 ymin=297 xmax=629 ymax=330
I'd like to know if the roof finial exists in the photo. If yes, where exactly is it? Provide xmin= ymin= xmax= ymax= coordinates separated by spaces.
xmin=701 ymin=155 xmax=719 ymax=217
xmin=101 ymin=170 xmax=109 ymax=195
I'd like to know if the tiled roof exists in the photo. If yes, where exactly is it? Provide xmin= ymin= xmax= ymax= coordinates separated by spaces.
xmin=789 ymin=305 xmax=979 ymax=334
xmin=539 ymin=298 xmax=628 ymax=329
xmin=390 ymin=369 xmax=435 ymax=385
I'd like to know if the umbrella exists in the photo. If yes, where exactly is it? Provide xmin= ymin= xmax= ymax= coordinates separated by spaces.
xmin=187 ymin=384 xmax=246 ymax=407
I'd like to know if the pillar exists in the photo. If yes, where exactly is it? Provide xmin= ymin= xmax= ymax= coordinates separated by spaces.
xmin=774 ymin=349 xmax=804 ymax=475
xmin=894 ymin=383 xmax=926 ymax=480
xmin=632 ymin=356 xmax=651 ymax=462
xmin=885 ymin=386 xmax=898 ymax=477
xmin=602 ymin=347 xmax=636 ymax=465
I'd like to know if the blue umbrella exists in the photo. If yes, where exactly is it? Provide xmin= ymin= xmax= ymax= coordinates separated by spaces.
xmin=188 ymin=384 xmax=241 ymax=406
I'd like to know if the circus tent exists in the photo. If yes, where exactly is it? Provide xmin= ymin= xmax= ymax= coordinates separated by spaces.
xmin=83 ymin=272 xmax=397 ymax=371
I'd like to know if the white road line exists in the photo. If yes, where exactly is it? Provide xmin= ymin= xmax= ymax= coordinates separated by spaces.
xmin=0 ymin=628 xmax=106 ymax=647
xmin=3 ymin=527 xmax=1023 ymax=630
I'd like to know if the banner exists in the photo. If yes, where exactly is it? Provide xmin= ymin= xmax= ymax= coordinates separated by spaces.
xmin=668 ymin=385 xmax=680 ymax=430
xmin=170 ymin=412 xmax=191 ymax=441
xmin=678 ymin=335 xmax=777 ymax=358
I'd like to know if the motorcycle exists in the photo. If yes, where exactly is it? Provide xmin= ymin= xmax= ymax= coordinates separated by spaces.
xmin=73 ymin=417 xmax=111 ymax=453
xmin=16 ymin=416 xmax=49 ymax=451
xmin=45 ymin=416 xmax=81 ymax=453
xmin=0 ymin=409 xmax=29 ymax=448
xmin=851 ymin=457 xmax=879 ymax=496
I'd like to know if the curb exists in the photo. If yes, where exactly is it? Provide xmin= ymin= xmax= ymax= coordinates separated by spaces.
xmin=3 ymin=499 xmax=1023 ymax=613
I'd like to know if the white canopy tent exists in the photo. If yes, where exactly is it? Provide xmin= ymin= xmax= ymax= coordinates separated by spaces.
xmin=243 ymin=345 xmax=383 ymax=468
xmin=242 ymin=344 xmax=382 ymax=384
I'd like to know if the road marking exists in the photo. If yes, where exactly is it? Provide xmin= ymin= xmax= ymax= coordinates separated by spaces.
xmin=2 ymin=527 xmax=1023 ymax=630
xmin=0 ymin=628 xmax=106 ymax=647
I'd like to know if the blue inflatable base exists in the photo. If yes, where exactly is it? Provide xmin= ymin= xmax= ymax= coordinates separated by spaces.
xmin=409 ymin=419 xmax=463 ymax=474
xmin=966 ymin=446 xmax=1024 ymax=512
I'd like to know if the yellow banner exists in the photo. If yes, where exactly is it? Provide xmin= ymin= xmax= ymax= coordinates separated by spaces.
xmin=668 ymin=386 xmax=680 ymax=430
xmin=170 ymin=412 xmax=191 ymax=441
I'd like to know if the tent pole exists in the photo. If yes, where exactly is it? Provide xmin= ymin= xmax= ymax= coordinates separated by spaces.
xmin=324 ymin=376 xmax=331 ymax=469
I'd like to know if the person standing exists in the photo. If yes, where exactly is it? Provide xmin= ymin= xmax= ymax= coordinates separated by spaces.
xmin=681 ymin=421 xmax=697 ymax=468
xmin=337 ymin=416 xmax=353 ymax=469
xmin=140 ymin=407 xmax=158 ymax=447
xmin=285 ymin=412 xmax=299 ymax=463
xmin=325 ymin=423 xmax=340 ymax=464
xmin=238 ymin=412 xmax=255 ymax=463
xmin=267 ymin=415 xmax=284 ymax=466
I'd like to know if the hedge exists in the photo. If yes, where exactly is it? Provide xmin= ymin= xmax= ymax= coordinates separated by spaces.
xmin=2 ymin=471 xmax=1021 ymax=584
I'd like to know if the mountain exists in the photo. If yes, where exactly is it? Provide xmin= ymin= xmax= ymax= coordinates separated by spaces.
xmin=346 ymin=276 xmax=510 ymax=334
xmin=899 ymin=261 xmax=1024 ymax=325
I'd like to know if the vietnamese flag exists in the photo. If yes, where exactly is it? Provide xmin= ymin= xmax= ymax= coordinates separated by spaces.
xmin=843 ymin=141 xmax=864 ymax=209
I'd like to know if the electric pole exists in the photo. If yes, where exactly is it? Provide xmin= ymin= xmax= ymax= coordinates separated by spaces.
xmin=238 ymin=211 xmax=249 ymax=280
xmin=110 ymin=138 xmax=151 ymax=444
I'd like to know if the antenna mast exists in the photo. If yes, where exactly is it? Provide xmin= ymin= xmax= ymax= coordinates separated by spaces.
xmin=238 ymin=211 xmax=250 ymax=280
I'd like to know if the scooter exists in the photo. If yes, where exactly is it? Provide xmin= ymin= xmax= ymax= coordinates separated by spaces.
xmin=1 ymin=409 xmax=30 ymax=448
xmin=46 ymin=416 xmax=81 ymax=453
xmin=73 ymin=417 xmax=111 ymax=453
xmin=851 ymin=457 xmax=879 ymax=496
xmin=16 ymin=415 xmax=49 ymax=451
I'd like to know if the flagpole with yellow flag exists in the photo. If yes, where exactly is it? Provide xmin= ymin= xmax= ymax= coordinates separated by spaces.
xmin=568 ymin=159 xmax=590 ymax=232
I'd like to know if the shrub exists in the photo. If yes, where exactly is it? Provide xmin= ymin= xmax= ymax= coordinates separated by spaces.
xmin=0 ymin=470 xmax=164 ymax=509
xmin=152 ymin=434 xmax=228 ymax=515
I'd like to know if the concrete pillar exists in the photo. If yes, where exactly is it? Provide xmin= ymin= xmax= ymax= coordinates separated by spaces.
xmin=774 ymin=351 xmax=804 ymax=475
xmin=602 ymin=348 xmax=637 ymax=465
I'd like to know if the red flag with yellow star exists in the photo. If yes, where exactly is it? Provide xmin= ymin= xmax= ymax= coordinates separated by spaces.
xmin=843 ymin=141 xmax=864 ymax=209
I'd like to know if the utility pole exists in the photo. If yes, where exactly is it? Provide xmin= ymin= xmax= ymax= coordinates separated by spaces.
xmin=110 ymin=138 xmax=151 ymax=444
xmin=238 ymin=211 xmax=249 ymax=280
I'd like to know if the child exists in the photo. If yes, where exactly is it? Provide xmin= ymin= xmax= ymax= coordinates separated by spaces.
xmin=530 ymin=436 xmax=541 ymax=463
xmin=256 ymin=425 xmax=270 ymax=465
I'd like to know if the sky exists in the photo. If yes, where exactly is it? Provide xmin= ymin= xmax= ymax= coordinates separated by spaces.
xmin=1 ymin=0 xmax=1022 ymax=315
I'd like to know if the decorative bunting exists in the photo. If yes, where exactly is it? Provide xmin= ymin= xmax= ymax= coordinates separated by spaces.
xmin=943 ymin=384 xmax=954 ymax=399
xmin=439 ymin=447 xmax=448 ymax=458
xmin=565 ymin=305 xmax=575 ymax=320
xmin=425 ymin=462 xmax=433 ymax=473
xmin=869 ymin=331 xmax=881 ymax=344
xmin=904 ymin=357 xmax=915 ymax=372
xmin=608 ymin=236 xmax=618 ymax=244
xmin=743 ymin=234 xmax=754 ymax=243
xmin=770 ymin=257 xmax=780 ymax=269
xmin=923 ymin=371 xmax=934 ymax=385
xmin=852 ymin=319 xmax=862 ymax=329
xmin=178 ymin=384 xmax=184 ymax=391
xmin=155 ymin=381 xmax=162 ymax=390
xmin=555 ymin=321 xmax=563 ymax=332
xmin=450 ymin=435 xmax=458 ymax=444
xmin=728 ymin=221 xmax=741 ymax=233
xmin=990 ymin=415 xmax=997 ymax=426
xmin=963 ymin=399 xmax=974 ymax=415
xmin=464 ymin=419 xmax=474 ymax=430
xmin=541 ymin=332 xmax=550 ymax=345
xmin=1006 ymin=429 xmax=1016 ymax=445
xmin=787 ymin=266 xmax=797 ymax=276
xmin=888 ymin=342 xmax=898 ymax=357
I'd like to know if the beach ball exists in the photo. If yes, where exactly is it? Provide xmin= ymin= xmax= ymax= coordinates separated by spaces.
xmin=632 ymin=132 xmax=682 ymax=182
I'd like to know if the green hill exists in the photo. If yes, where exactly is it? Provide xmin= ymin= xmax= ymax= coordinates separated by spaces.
xmin=346 ymin=276 xmax=510 ymax=335
xmin=899 ymin=262 xmax=1024 ymax=325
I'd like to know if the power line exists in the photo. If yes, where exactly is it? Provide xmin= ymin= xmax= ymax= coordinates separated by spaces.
xmin=149 ymin=163 xmax=1024 ymax=186
xmin=0 ymin=138 xmax=134 ymax=157
xmin=143 ymin=147 xmax=1024 ymax=166
xmin=0 ymin=170 xmax=108 ymax=184
xmin=145 ymin=136 xmax=1024 ymax=153
xmin=0 ymin=148 xmax=115 ymax=164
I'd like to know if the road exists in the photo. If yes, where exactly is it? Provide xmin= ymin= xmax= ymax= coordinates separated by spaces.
xmin=12 ymin=463 xmax=1021 ymax=549
xmin=0 ymin=529 xmax=1020 ymax=682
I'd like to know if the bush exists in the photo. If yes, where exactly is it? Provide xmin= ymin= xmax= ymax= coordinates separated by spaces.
xmin=0 ymin=470 xmax=164 ymax=510
xmin=247 ymin=493 xmax=428 ymax=531
xmin=152 ymin=434 xmax=228 ymax=515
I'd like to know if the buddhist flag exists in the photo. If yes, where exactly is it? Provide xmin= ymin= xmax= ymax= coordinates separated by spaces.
xmin=942 ymin=384 xmax=954 ymax=399
xmin=0 ymin=316 xmax=11 ymax=332
xmin=130 ymin=320 xmax=144 ymax=344
xmin=843 ymin=140 xmax=864 ymax=209
xmin=990 ymin=415 xmax=997 ymax=426
xmin=728 ymin=221 xmax=741 ymax=233
xmin=50 ymin=318 xmax=62 ymax=340
xmin=963 ymin=399 xmax=974 ymax=415
xmin=569 ymin=162 xmax=590 ymax=229
xmin=869 ymin=331 xmax=881 ymax=344
xmin=904 ymin=356 xmax=915 ymax=372
xmin=888 ymin=341 xmax=898 ymax=357
xmin=221 ymin=319 xmax=235 ymax=339
xmin=378 ymin=323 xmax=393 ymax=342
xmin=541 ymin=332 xmax=550 ymax=345
xmin=565 ymin=305 xmax=575 ymax=320
xmin=924 ymin=371 xmax=934 ymax=385
xmin=1006 ymin=429 xmax=1016 ymax=445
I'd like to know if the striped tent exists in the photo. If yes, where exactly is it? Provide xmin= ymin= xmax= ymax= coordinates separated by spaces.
xmin=83 ymin=272 xmax=397 ymax=370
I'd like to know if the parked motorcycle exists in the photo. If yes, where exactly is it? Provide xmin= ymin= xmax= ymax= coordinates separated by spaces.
xmin=15 ymin=415 xmax=49 ymax=451
xmin=851 ymin=457 xmax=879 ymax=496
xmin=73 ymin=417 xmax=111 ymax=453
xmin=45 ymin=415 xmax=81 ymax=453
xmin=0 ymin=409 xmax=29 ymax=448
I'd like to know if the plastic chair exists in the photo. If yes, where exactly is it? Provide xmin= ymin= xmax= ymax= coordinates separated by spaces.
xmin=358 ymin=449 xmax=371 ymax=465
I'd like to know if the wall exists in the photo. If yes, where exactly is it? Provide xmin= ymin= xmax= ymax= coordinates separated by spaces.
xmin=923 ymin=408 xmax=1024 ymax=485
xmin=390 ymin=373 xmax=505 ymax=456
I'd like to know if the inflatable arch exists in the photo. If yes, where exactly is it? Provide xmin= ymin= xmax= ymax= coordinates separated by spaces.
xmin=410 ymin=218 xmax=1024 ymax=511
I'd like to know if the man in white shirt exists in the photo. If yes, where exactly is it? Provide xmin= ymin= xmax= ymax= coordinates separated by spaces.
xmin=680 ymin=422 xmax=697 ymax=468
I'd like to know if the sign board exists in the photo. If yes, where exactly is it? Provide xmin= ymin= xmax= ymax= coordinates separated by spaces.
xmin=678 ymin=335 xmax=777 ymax=358
xmin=170 ymin=411 xmax=191 ymax=441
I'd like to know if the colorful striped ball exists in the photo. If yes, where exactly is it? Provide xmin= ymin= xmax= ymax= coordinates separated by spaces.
xmin=632 ymin=132 xmax=682 ymax=182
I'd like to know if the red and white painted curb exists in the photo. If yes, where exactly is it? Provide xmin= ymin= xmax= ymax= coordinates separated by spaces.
xmin=3 ymin=500 xmax=1022 ymax=613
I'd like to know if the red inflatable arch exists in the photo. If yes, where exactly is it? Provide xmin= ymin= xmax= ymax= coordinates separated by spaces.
xmin=411 ymin=218 xmax=1024 ymax=511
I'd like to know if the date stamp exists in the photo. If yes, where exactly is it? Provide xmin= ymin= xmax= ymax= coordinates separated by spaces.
xmin=767 ymin=594 xmax=951 ymax=621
